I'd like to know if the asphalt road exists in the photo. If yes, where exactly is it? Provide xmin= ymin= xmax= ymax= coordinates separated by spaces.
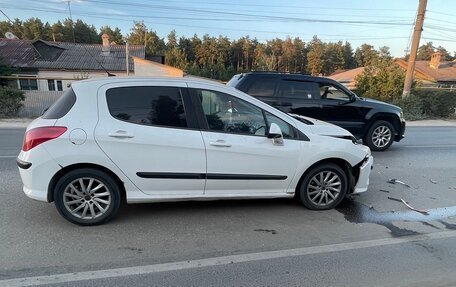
xmin=1 ymin=126 xmax=456 ymax=287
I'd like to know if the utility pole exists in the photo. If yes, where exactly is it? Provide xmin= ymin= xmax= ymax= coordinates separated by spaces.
xmin=402 ymin=0 xmax=427 ymax=97
xmin=126 ymin=40 xmax=130 ymax=76
xmin=67 ymin=1 xmax=76 ymax=43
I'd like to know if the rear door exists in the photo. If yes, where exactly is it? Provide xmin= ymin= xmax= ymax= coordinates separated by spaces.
xmin=95 ymin=81 xmax=206 ymax=196
xmin=277 ymin=80 xmax=323 ymax=118
xmin=241 ymin=76 xmax=279 ymax=107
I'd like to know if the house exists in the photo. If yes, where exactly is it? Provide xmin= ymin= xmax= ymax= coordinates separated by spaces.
xmin=394 ymin=52 xmax=456 ymax=88
xmin=0 ymin=34 xmax=145 ymax=91
xmin=328 ymin=52 xmax=456 ymax=90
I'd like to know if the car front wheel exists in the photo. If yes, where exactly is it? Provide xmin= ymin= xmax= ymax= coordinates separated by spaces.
xmin=54 ymin=168 xmax=121 ymax=226
xmin=365 ymin=120 xmax=395 ymax=151
xmin=298 ymin=163 xmax=348 ymax=210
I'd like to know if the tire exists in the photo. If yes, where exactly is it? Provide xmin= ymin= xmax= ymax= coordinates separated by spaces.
xmin=364 ymin=120 xmax=395 ymax=151
xmin=298 ymin=163 xmax=348 ymax=210
xmin=54 ymin=168 xmax=121 ymax=226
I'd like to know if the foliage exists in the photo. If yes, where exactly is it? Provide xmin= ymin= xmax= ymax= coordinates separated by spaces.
xmin=127 ymin=21 xmax=166 ymax=56
xmin=355 ymin=49 xmax=406 ymax=103
xmin=0 ymin=87 xmax=25 ymax=117
xmin=99 ymin=26 xmax=124 ymax=44
xmin=1 ymin=17 xmax=455 ymax=81
xmin=396 ymin=89 xmax=456 ymax=120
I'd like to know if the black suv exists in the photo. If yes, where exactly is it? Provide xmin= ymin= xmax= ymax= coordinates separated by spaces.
xmin=227 ymin=72 xmax=405 ymax=151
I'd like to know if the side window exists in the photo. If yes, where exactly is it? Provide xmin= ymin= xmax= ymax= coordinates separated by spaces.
xmin=279 ymin=80 xmax=320 ymax=99
xmin=106 ymin=86 xmax=187 ymax=128
xmin=320 ymin=83 xmax=351 ymax=101
xmin=197 ymin=89 xmax=267 ymax=136
xmin=265 ymin=112 xmax=295 ymax=139
xmin=246 ymin=78 xmax=277 ymax=97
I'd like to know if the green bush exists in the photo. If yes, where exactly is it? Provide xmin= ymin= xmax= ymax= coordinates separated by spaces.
xmin=0 ymin=87 xmax=25 ymax=117
xmin=396 ymin=89 xmax=456 ymax=120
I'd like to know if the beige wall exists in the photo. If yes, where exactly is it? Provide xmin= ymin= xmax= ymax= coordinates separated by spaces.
xmin=133 ymin=57 xmax=183 ymax=77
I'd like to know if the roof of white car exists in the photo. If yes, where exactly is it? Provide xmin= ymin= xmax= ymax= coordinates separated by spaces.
xmin=72 ymin=75 xmax=224 ymax=89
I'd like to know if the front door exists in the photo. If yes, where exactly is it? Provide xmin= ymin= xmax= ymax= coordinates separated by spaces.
xmin=188 ymin=84 xmax=300 ymax=195
xmin=95 ymin=81 xmax=206 ymax=196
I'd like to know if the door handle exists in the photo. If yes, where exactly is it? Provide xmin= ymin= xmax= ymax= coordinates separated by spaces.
xmin=108 ymin=130 xmax=135 ymax=138
xmin=209 ymin=140 xmax=231 ymax=147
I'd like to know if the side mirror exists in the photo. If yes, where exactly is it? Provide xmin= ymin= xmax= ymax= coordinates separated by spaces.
xmin=267 ymin=123 xmax=283 ymax=145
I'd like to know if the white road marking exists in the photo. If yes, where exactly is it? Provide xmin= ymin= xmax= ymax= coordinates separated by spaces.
xmin=0 ymin=155 xmax=17 ymax=159
xmin=403 ymin=144 xmax=456 ymax=148
xmin=2 ymin=230 xmax=456 ymax=287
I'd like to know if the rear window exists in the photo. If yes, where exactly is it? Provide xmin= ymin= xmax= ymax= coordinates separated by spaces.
xmin=106 ymin=86 xmax=187 ymax=128
xmin=42 ymin=88 xmax=76 ymax=119
xmin=246 ymin=78 xmax=277 ymax=97
xmin=279 ymin=80 xmax=320 ymax=99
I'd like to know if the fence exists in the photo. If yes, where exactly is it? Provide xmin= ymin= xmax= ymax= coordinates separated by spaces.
xmin=19 ymin=91 xmax=64 ymax=118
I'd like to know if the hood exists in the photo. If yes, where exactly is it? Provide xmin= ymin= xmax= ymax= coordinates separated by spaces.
xmin=357 ymin=97 xmax=402 ymax=111
xmin=289 ymin=114 xmax=354 ymax=138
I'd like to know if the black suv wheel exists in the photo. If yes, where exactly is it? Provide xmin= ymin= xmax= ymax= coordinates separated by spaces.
xmin=364 ymin=120 xmax=395 ymax=151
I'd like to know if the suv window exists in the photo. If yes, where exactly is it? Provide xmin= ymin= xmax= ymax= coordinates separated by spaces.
xmin=196 ymin=89 xmax=267 ymax=136
xmin=106 ymin=86 xmax=187 ymax=128
xmin=246 ymin=78 xmax=277 ymax=97
xmin=42 ymin=88 xmax=76 ymax=119
xmin=279 ymin=80 xmax=320 ymax=99
xmin=320 ymin=83 xmax=351 ymax=101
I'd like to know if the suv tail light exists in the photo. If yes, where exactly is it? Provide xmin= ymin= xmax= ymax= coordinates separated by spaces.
xmin=22 ymin=126 xmax=67 ymax=151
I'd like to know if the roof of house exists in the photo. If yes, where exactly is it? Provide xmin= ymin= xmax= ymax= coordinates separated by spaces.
xmin=327 ymin=67 xmax=365 ymax=89
xmin=0 ymin=38 xmax=145 ymax=72
xmin=394 ymin=58 xmax=456 ymax=83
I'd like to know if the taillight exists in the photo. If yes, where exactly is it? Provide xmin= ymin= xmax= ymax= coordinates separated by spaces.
xmin=22 ymin=126 xmax=67 ymax=151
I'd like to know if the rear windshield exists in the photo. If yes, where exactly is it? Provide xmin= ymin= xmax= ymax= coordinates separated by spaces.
xmin=42 ymin=88 xmax=76 ymax=119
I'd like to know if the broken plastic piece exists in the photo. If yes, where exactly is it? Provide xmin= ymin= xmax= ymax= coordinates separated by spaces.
xmin=387 ymin=196 xmax=403 ymax=203
xmin=387 ymin=178 xmax=411 ymax=188
xmin=400 ymin=199 xmax=429 ymax=215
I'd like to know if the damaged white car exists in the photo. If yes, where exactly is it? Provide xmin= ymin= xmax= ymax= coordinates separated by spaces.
xmin=17 ymin=76 xmax=373 ymax=225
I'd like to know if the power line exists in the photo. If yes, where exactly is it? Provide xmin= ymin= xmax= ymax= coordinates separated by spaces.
xmin=87 ymin=0 xmax=416 ymax=12
xmin=0 ymin=5 xmax=412 ymax=42
xmin=0 ymin=4 xmax=413 ymax=27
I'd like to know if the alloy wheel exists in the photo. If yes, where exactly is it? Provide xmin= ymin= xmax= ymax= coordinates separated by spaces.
xmin=62 ymin=177 xmax=112 ymax=220
xmin=372 ymin=125 xmax=392 ymax=149
xmin=307 ymin=171 xmax=342 ymax=207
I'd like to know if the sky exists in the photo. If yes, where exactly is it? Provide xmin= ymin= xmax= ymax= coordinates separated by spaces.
xmin=0 ymin=0 xmax=455 ymax=57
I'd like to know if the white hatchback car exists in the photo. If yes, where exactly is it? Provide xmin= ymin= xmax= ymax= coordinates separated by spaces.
xmin=17 ymin=77 xmax=373 ymax=225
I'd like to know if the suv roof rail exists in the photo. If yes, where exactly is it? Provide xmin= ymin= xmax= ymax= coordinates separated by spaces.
xmin=249 ymin=71 xmax=311 ymax=75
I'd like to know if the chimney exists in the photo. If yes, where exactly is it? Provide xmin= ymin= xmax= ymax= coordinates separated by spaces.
xmin=430 ymin=52 xmax=442 ymax=69
xmin=101 ymin=33 xmax=110 ymax=56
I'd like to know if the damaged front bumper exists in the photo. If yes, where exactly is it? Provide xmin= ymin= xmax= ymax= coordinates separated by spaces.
xmin=353 ymin=155 xmax=373 ymax=193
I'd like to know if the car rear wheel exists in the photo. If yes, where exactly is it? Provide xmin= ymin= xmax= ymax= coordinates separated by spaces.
xmin=54 ymin=168 xmax=121 ymax=226
xmin=365 ymin=120 xmax=395 ymax=151
xmin=298 ymin=163 xmax=348 ymax=210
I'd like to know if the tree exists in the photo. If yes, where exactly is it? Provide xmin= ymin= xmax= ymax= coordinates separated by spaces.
xmin=99 ymin=26 xmax=124 ymax=44
xmin=416 ymin=42 xmax=434 ymax=60
xmin=322 ymin=41 xmax=345 ymax=75
xmin=343 ymin=41 xmax=356 ymax=69
xmin=355 ymin=53 xmax=406 ymax=103
xmin=355 ymin=44 xmax=379 ymax=67
xmin=128 ymin=21 xmax=165 ymax=56
xmin=306 ymin=36 xmax=324 ymax=75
